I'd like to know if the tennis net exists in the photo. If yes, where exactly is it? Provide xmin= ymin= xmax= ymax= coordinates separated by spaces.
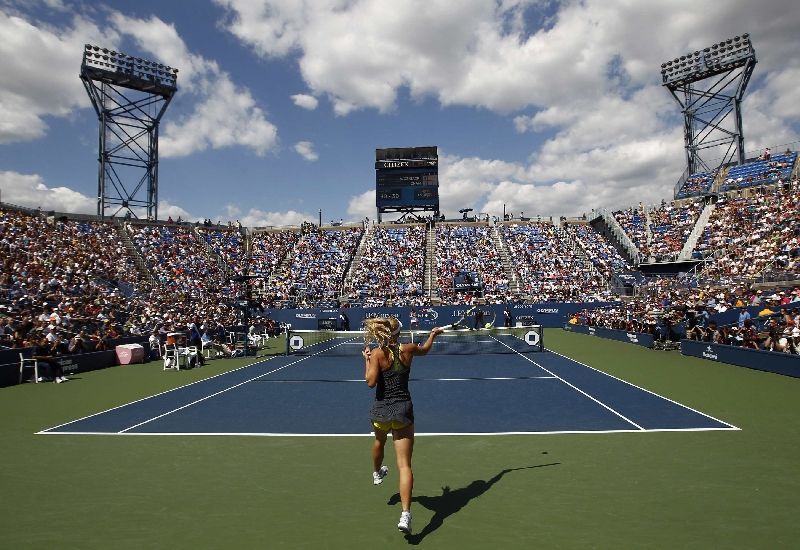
xmin=285 ymin=326 xmax=543 ymax=356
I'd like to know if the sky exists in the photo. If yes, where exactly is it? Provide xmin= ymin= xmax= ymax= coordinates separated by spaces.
xmin=0 ymin=0 xmax=799 ymax=227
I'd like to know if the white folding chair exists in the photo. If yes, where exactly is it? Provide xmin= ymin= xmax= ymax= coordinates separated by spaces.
xmin=19 ymin=353 xmax=39 ymax=383
xmin=201 ymin=339 xmax=215 ymax=359
xmin=162 ymin=345 xmax=180 ymax=371
xmin=178 ymin=346 xmax=196 ymax=367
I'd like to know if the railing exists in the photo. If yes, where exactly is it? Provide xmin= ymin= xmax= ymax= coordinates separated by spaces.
xmin=673 ymin=165 xmax=690 ymax=199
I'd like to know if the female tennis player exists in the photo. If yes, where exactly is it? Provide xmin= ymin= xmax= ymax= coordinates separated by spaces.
xmin=362 ymin=317 xmax=443 ymax=534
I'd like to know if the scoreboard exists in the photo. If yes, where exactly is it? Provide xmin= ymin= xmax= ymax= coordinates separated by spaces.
xmin=375 ymin=148 xmax=439 ymax=210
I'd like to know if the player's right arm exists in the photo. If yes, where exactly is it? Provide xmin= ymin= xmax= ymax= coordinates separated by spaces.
xmin=364 ymin=347 xmax=382 ymax=387
xmin=411 ymin=327 xmax=444 ymax=356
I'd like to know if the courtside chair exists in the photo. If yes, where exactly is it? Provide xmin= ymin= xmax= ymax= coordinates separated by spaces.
xmin=19 ymin=353 xmax=39 ymax=383
xmin=201 ymin=339 xmax=215 ymax=359
xmin=162 ymin=344 xmax=180 ymax=371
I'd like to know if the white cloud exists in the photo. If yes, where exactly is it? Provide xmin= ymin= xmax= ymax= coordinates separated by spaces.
xmin=159 ymin=75 xmax=278 ymax=157
xmin=222 ymin=203 xmax=313 ymax=226
xmin=111 ymin=13 xmax=278 ymax=158
xmin=0 ymin=9 xmax=278 ymax=157
xmin=291 ymin=93 xmax=318 ymax=110
xmin=293 ymin=140 xmax=318 ymax=161
xmin=0 ymin=11 xmax=119 ymax=143
xmin=157 ymin=201 xmax=195 ymax=222
xmin=225 ymin=0 xmax=800 ymax=220
xmin=346 ymin=189 xmax=376 ymax=221
xmin=0 ymin=170 xmax=95 ymax=213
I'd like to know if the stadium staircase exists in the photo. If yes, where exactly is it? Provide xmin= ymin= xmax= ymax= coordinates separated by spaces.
xmin=678 ymin=202 xmax=715 ymax=261
xmin=643 ymin=208 xmax=654 ymax=262
xmin=490 ymin=223 xmax=521 ymax=295
xmin=592 ymin=211 xmax=641 ymax=266
xmin=268 ymin=234 xmax=300 ymax=289
xmin=340 ymin=223 xmax=373 ymax=300
xmin=424 ymin=223 xmax=438 ymax=300
xmin=190 ymin=225 xmax=238 ymax=281
xmin=557 ymin=225 xmax=608 ymax=289
xmin=114 ymin=221 xmax=157 ymax=287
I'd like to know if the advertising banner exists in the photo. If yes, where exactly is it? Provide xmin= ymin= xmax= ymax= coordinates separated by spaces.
xmin=681 ymin=339 xmax=800 ymax=378
xmin=563 ymin=323 xmax=655 ymax=348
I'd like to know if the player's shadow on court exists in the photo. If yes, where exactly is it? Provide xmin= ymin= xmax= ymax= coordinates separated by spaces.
xmin=387 ymin=463 xmax=559 ymax=544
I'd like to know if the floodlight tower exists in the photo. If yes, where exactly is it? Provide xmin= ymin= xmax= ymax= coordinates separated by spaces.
xmin=661 ymin=34 xmax=756 ymax=180
xmin=80 ymin=44 xmax=178 ymax=220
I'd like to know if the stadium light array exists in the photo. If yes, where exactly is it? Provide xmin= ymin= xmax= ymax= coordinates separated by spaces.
xmin=82 ymin=44 xmax=178 ymax=91
xmin=660 ymin=34 xmax=753 ymax=88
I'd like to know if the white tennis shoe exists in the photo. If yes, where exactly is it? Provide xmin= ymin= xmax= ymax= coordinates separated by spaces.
xmin=372 ymin=465 xmax=389 ymax=485
xmin=397 ymin=511 xmax=412 ymax=534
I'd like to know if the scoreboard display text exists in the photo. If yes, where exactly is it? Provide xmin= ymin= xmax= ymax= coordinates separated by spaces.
xmin=375 ymin=159 xmax=439 ymax=209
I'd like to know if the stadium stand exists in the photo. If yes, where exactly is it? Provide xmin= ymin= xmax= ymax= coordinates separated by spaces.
xmin=2 ymin=157 xmax=798 ymax=354
xmin=646 ymin=199 xmax=703 ymax=262
xmin=0 ymin=208 xmax=152 ymax=349
xmin=720 ymin=150 xmax=797 ymax=192
xmin=284 ymin=226 xmax=364 ymax=307
xmin=499 ymin=222 xmax=609 ymax=302
xmin=196 ymin=226 xmax=245 ymax=276
xmin=562 ymin=223 xmax=633 ymax=279
xmin=692 ymin=180 xmax=800 ymax=285
xmin=676 ymin=172 xmax=715 ymax=198
xmin=250 ymin=229 xmax=301 ymax=279
xmin=346 ymin=224 xmax=426 ymax=307
xmin=435 ymin=224 xmax=510 ymax=302
xmin=612 ymin=205 xmax=650 ymax=259
xmin=130 ymin=223 xmax=232 ymax=297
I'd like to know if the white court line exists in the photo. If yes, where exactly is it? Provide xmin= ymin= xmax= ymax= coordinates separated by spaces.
xmin=258 ymin=376 xmax=558 ymax=383
xmin=545 ymin=348 xmax=740 ymax=430
xmin=490 ymin=336 xmax=646 ymax=430
xmin=36 ymin=355 xmax=280 ymax=434
xmin=37 ymin=426 xmax=740 ymax=437
xmin=117 ymin=337 xmax=359 ymax=433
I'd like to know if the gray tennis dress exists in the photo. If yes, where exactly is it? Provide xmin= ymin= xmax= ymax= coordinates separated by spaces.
xmin=369 ymin=345 xmax=414 ymax=426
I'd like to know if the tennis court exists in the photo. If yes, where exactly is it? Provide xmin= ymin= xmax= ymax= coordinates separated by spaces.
xmin=38 ymin=328 xmax=735 ymax=436
xmin=4 ymin=329 xmax=798 ymax=549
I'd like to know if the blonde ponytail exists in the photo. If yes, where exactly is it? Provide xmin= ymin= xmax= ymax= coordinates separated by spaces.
xmin=364 ymin=317 xmax=401 ymax=347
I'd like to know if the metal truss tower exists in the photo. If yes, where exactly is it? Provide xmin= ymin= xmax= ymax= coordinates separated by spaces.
xmin=661 ymin=34 xmax=756 ymax=179
xmin=80 ymin=44 xmax=178 ymax=220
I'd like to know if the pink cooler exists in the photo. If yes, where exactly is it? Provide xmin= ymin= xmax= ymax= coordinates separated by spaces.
xmin=116 ymin=343 xmax=145 ymax=365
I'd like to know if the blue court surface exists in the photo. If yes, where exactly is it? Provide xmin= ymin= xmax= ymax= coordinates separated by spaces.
xmin=38 ymin=348 xmax=738 ymax=436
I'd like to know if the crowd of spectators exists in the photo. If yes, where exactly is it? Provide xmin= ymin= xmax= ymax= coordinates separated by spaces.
xmin=693 ymin=179 xmax=800 ymax=284
xmin=3 ymin=170 xmax=800 ymax=364
xmin=647 ymin=199 xmax=703 ymax=262
xmin=130 ymin=224 xmax=232 ymax=298
xmin=436 ymin=224 xmax=510 ymax=302
xmin=570 ymin=282 xmax=800 ymax=354
xmin=346 ymin=225 xmax=426 ymax=307
xmin=500 ymin=222 xmax=609 ymax=302
xmin=283 ymin=227 xmax=364 ymax=306
xmin=612 ymin=205 xmax=650 ymax=259
xmin=677 ymin=172 xmax=715 ymax=198
xmin=196 ymin=227 xmax=245 ymax=276
xmin=561 ymin=223 xmax=633 ymax=279
xmin=250 ymin=230 xmax=301 ymax=279
xmin=0 ymin=208 xmax=150 ymax=351
xmin=721 ymin=149 xmax=797 ymax=192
